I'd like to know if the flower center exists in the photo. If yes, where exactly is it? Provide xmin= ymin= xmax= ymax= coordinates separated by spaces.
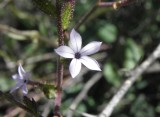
xmin=75 ymin=52 xmax=81 ymax=59
xmin=24 ymin=79 xmax=27 ymax=83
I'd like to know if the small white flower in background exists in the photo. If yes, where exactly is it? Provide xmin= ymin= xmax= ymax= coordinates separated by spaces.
xmin=55 ymin=29 xmax=102 ymax=78
xmin=10 ymin=64 xmax=29 ymax=95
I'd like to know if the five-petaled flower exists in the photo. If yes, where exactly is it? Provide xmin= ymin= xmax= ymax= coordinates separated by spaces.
xmin=10 ymin=64 xmax=29 ymax=95
xmin=55 ymin=29 xmax=102 ymax=78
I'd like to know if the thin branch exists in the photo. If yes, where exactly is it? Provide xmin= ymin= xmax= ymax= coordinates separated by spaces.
xmin=75 ymin=0 xmax=138 ymax=29
xmin=0 ymin=0 xmax=12 ymax=8
xmin=67 ymin=73 xmax=102 ymax=117
xmin=0 ymin=24 xmax=56 ymax=47
xmin=0 ymin=24 xmax=39 ymax=40
xmin=98 ymin=0 xmax=136 ymax=8
xmin=63 ymin=69 xmax=89 ymax=89
xmin=69 ymin=109 xmax=97 ymax=117
xmin=6 ymin=52 xmax=56 ymax=69
xmin=98 ymin=43 xmax=160 ymax=117
xmin=41 ymin=100 xmax=54 ymax=117
xmin=4 ymin=107 xmax=24 ymax=117
xmin=75 ymin=4 xmax=98 ymax=30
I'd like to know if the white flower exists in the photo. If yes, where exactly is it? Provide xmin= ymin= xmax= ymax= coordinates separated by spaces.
xmin=55 ymin=29 xmax=102 ymax=78
xmin=10 ymin=64 xmax=29 ymax=95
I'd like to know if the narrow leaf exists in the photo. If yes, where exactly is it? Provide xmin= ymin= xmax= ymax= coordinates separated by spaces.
xmin=61 ymin=0 xmax=75 ymax=30
xmin=0 ymin=91 xmax=42 ymax=116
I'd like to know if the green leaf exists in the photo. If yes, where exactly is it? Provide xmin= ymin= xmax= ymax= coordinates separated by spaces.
xmin=32 ymin=0 xmax=56 ymax=17
xmin=41 ymin=84 xmax=57 ymax=99
xmin=124 ymin=38 xmax=143 ymax=69
xmin=103 ymin=62 xmax=120 ymax=87
xmin=23 ymin=96 xmax=41 ymax=116
xmin=61 ymin=0 xmax=75 ymax=30
xmin=98 ymin=24 xmax=117 ymax=43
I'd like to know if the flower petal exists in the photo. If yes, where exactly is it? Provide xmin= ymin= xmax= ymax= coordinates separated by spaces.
xmin=69 ymin=58 xmax=82 ymax=78
xmin=10 ymin=83 xmax=22 ymax=93
xmin=69 ymin=29 xmax=82 ymax=53
xmin=80 ymin=56 xmax=101 ymax=71
xmin=22 ymin=84 xmax=28 ymax=95
xmin=12 ymin=74 xmax=19 ymax=80
xmin=24 ymin=72 xmax=30 ymax=81
xmin=80 ymin=41 xmax=102 ymax=56
xmin=18 ymin=64 xmax=25 ymax=79
xmin=55 ymin=46 xmax=75 ymax=58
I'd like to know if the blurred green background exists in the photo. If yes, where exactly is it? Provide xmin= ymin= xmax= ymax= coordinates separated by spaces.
xmin=0 ymin=0 xmax=160 ymax=117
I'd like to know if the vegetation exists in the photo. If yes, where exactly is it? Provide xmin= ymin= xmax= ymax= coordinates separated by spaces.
xmin=0 ymin=0 xmax=159 ymax=117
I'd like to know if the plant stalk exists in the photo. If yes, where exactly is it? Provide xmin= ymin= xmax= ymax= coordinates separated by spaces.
xmin=54 ymin=0 xmax=64 ymax=116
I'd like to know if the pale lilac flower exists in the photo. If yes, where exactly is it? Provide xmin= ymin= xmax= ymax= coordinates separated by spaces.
xmin=55 ymin=29 xmax=102 ymax=78
xmin=10 ymin=64 xmax=29 ymax=95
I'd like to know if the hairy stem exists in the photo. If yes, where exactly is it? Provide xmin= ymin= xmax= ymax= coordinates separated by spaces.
xmin=54 ymin=0 xmax=64 ymax=116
